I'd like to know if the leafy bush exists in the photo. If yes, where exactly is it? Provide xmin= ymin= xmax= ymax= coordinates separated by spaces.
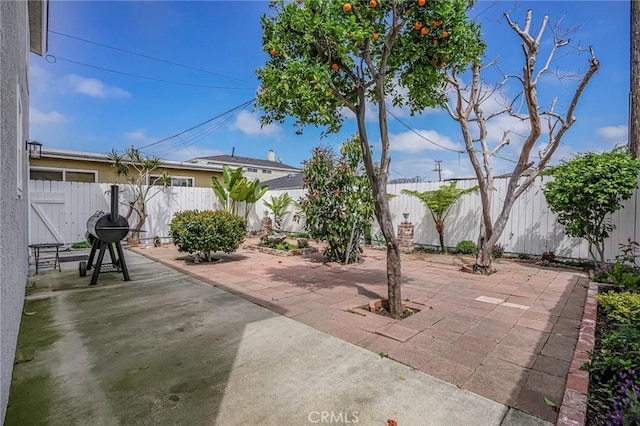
xmin=542 ymin=251 xmax=556 ymax=262
xmin=299 ymin=137 xmax=374 ymax=264
xmin=456 ymin=240 xmax=477 ymax=255
xmin=71 ymin=241 xmax=91 ymax=249
xmin=543 ymin=149 xmax=640 ymax=269
xmin=596 ymin=292 xmax=640 ymax=324
xmin=492 ymin=243 xmax=504 ymax=259
xmin=593 ymin=263 xmax=640 ymax=291
xmin=169 ymin=210 xmax=245 ymax=261
xmin=584 ymin=325 xmax=640 ymax=421
xmin=593 ymin=240 xmax=640 ymax=291
xmin=296 ymin=238 xmax=310 ymax=249
xmin=606 ymin=369 xmax=640 ymax=426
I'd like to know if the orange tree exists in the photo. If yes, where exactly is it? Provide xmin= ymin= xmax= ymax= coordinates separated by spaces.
xmin=256 ymin=0 xmax=484 ymax=317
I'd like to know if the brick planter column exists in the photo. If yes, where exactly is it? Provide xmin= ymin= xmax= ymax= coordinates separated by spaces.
xmin=261 ymin=216 xmax=272 ymax=235
xmin=397 ymin=221 xmax=414 ymax=254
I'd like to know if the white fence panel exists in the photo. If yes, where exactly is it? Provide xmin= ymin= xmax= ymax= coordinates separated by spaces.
xmin=29 ymin=175 xmax=640 ymax=262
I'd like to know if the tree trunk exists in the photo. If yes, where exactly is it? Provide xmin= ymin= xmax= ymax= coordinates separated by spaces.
xmin=474 ymin=227 xmax=492 ymax=274
xmin=436 ymin=220 xmax=445 ymax=252
xmin=374 ymin=196 xmax=402 ymax=317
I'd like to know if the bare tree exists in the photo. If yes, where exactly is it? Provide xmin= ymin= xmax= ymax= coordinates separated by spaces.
xmin=443 ymin=10 xmax=600 ymax=273
xmin=108 ymin=148 xmax=170 ymax=245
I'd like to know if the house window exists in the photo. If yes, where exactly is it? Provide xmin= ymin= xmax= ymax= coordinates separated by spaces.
xmin=65 ymin=171 xmax=97 ymax=183
xmin=245 ymin=167 xmax=258 ymax=173
xmin=261 ymin=169 xmax=272 ymax=174
xmin=30 ymin=167 xmax=97 ymax=183
xmin=149 ymin=175 xmax=194 ymax=187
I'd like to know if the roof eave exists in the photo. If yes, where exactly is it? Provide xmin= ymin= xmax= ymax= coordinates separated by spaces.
xmin=28 ymin=0 xmax=49 ymax=56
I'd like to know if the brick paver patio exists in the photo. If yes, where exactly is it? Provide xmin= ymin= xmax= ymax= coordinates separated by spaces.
xmin=134 ymin=240 xmax=589 ymax=423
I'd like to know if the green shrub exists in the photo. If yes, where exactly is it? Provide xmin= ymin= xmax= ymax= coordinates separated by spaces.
xmin=596 ymin=292 xmax=640 ymax=324
xmin=456 ymin=240 xmax=477 ymax=255
xmin=492 ymin=243 xmax=504 ymax=259
xmin=296 ymin=238 xmax=310 ymax=249
xmin=169 ymin=210 xmax=245 ymax=261
xmin=583 ymin=325 xmax=640 ymax=420
xmin=299 ymin=138 xmax=374 ymax=264
xmin=71 ymin=241 xmax=91 ymax=249
xmin=594 ymin=263 xmax=640 ymax=291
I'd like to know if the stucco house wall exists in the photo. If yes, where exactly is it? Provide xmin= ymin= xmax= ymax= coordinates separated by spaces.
xmin=0 ymin=0 xmax=31 ymax=422
xmin=1 ymin=0 xmax=47 ymax=421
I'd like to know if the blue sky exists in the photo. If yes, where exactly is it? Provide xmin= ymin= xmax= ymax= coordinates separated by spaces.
xmin=30 ymin=0 xmax=630 ymax=180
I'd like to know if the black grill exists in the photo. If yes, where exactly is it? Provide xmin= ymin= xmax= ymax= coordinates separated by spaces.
xmin=85 ymin=185 xmax=131 ymax=285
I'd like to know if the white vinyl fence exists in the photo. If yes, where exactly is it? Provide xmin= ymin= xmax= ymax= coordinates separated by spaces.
xmin=29 ymin=176 xmax=640 ymax=261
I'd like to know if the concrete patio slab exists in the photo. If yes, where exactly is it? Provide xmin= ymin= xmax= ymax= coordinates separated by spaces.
xmin=6 ymin=250 xmax=554 ymax=426
xmin=128 ymin=241 xmax=588 ymax=424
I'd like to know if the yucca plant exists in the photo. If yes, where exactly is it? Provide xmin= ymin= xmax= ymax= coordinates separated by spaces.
xmin=264 ymin=193 xmax=293 ymax=231
xmin=402 ymin=182 xmax=477 ymax=253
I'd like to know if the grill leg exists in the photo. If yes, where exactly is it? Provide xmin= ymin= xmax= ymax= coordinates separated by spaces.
xmin=87 ymin=237 xmax=100 ymax=270
xmin=90 ymin=242 xmax=107 ymax=286
xmin=107 ymin=243 xmax=117 ymax=266
xmin=115 ymin=242 xmax=130 ymax=281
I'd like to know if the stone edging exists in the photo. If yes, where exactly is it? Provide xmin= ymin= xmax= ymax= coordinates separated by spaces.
xmin=557 ymin=281 xmax=598 ymax=426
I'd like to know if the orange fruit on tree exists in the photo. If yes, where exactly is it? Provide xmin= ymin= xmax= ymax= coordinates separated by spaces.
xmin=441 ymin=31 xmax=449 ymax=38
xmin=417 ymin=0 xmax=426 ymax=6
xmin=297 ymin=0 xmax=303 ymax=3
xmin=372 ymin=33 xmax=379 ymax=40
xmin=370 ymin=0 xmax=377 ymax=8
xmin=433 ymin=39 xmax=439 ymax=45
xmin=331 ymin=63 xmax=339 ymax=71
xmin=433 ymin=19 xmax=442 ymax=27
xmin=269 ymin=48 xmax=277 ymax=56
xmin=414 ymin=21 xmax=423 ymax=30
xmin=420 ymin=27 xmax=429 ymax=35
xmin=342 ymin=3 xmax=352 ymax=12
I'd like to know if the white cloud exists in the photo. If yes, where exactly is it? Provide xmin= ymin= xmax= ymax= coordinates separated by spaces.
xmin=389 ymin=129 xmax=462 ymax=153
xmin=596 ymin=125 xmax=628 ymax=144
xmin=168 ymin=147 xmax=225 ymax=162
xmin=230 ymin=110 xmax=281 ymax=137
xmin=66 ymin=74 xmax=131 ymax=99
xmin=29 ymin=66 xmax=52 ymax=94
xmin=30 ymin=107 xmax=68 ymax=125
xmin=124 ymin=128 xmax=156 ymax=146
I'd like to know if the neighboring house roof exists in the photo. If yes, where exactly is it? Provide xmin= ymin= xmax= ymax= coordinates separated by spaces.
xmin=38 ymin=148 xmax=225 ymax=173
xmin=28 ymin=0 xmax=49 ymax=55
xmin=262 ymin=173 xmax=305 ymax=190
xmin=189 ymin=155 xmax=300 ymax=172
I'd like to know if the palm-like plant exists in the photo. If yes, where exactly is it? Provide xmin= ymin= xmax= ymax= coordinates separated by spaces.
xmin=211 ymin=165 xmax=267 ymax=219
xmin=108 ymin=148 xmax=171 ymax=245
xmin=263 ymin=193 xmax=293 ymax=231
xmin=402 ymin=182 xmax=477 ymax=252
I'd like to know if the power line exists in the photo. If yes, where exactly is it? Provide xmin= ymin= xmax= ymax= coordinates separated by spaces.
xmin=49 ymin=30 xmax=255 ymax=85
xmin=471 ymin=0 xmax=501 ymax=20
xmin=45 ymin=54 xmax=255 ymax=90
xmin=388 ymin=110 xmax=465 ymax=153
xmin=142 ymin=108 xmax=244 ymax=158
xmin=136 ymin=98 xmax=256 ymax=150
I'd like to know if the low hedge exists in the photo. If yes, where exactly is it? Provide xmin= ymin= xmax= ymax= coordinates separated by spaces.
xmin=169 ymin=210 xmax=245 ymax=261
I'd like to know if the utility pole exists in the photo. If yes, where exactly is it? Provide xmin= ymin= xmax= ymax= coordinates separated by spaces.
xmin=631 ymin=0 xmax=640 ymax=158
xmin=433 ymin=160 xmax=442 ymax=182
